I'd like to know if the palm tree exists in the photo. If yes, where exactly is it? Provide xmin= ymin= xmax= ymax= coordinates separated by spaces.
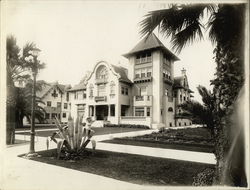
xmin=140 ymin=3 xmax=246 ymax=186
xmin=15 ymin=80 xmax=47 ymax=128
xmin=6 ymin=35 xmax=45 ymax=144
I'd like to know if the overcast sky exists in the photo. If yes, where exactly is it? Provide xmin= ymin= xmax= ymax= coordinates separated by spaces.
xmin=5 ymin=1 xmax=216 ymax=103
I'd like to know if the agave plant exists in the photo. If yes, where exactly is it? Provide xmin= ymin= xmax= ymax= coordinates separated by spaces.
xmin=47 ymin=115 xmax=96 ymax=159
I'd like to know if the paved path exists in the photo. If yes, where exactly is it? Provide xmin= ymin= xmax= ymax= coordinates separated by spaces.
xmin=2 ymin=127 xmax=216 ymax=190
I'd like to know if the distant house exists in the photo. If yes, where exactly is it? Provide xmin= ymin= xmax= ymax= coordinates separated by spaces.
xmin=37 ymin=82 xmax=71 ymax=124
xmin=69 ymin=33 xmax=193 ymax=128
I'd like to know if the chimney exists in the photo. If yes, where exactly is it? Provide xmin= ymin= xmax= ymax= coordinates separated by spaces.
xmin=181 ymin=68 xmax=186 ymax=76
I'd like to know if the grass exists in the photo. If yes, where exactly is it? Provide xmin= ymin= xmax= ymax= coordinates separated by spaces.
xmin=16 ymin=127 xmax=146 ymax=137
xmin=103 ymin=127 xmax=214 ymax=153
xmin=24 ymin=148 xmax=215 ymax=186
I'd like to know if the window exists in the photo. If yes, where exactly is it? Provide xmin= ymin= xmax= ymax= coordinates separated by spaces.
xmin=63 ymin=113 xmax=66 ymax=118
xmin=184 ymin=122 xmax=186 ymax=126
xmin=180 ymin=94 xmax=182 ymax=102
xmin=110 ymin=105 xmax=115 ymax=116
xmin=147 ymin=107 xmax=150 ymax=117
xmin=141 ymin=68 xmax=146 ymax=78
xmin=184 ymin=96 xmax=186 ymax=101
xmin=58 ymin=114 xmax=61 ymax=119
xmin=169 ymin=122 xmax=172 ymax=127
xmin=83 ymin=93 xmax=87 ymax=98
xmin=135 ymin=70 xmax=140 ymax=78
xmin=125 ymin=88 xmax=128 ymax=95
xmin=57 ymin=102 xmax=61 ymax=108
xmin=64 ymin=103 xmax=67 ymax=109
xmin=74 ymin=92 xmax=77 ymax=99
xmin=168 ymin=107 xmax=173 ymax=112
xmin=165 ymin=89 xmax=168 ymax=96
xmin=190 ymin=122 xmax=192 ymax=125
xmin=52 ymin=113 xmax=57 ymax=118
xmin=45 ymin=113 xmax=50 ymax=119
xmin=179 ymin=122 xmax=181 ymax=126
xmin=97 ymin=84 xmax=106 ymax=96
xmin=135 ymin=107 xmax=144 ymax=116
xmin=47 ymin=101 xmax=51 ymax=107
xmin=121 ymin=87 xmax=125 ymax=94
xmin=66 ymin=92 xmax=69 ymax=101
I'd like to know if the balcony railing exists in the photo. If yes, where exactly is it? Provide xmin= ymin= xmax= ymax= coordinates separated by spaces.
xmin=133 ymin=95 xmax=152 ymax=106
xmin=95 ymin=78 xmax=108 ymax=84
xmin=95 ymin=96 xmax=107 ymax=102
xmin=135 ymin=56 xmax=152 ymax=64
xmin=134 ymin=76 xmax=152 ymax=83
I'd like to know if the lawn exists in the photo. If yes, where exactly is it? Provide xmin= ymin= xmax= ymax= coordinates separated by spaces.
xmin=16 ymin=127 xmax=147 ymax=137
xmin=103 ymin=127 xmax=214 ymax=153
xmin=24 ymin=148 xmax=215 ymax=186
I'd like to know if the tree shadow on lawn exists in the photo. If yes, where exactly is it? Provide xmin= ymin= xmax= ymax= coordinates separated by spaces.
xmin=20 ymin=148 xmax=215 ymax=186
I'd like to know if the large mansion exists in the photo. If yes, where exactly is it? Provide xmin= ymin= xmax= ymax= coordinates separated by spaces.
xmin=67 ymin=33 xmax=194 ymax=129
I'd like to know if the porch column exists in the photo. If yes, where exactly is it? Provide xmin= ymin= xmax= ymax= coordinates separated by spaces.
xmin=144 ymin=107 xmax=147 ymax=117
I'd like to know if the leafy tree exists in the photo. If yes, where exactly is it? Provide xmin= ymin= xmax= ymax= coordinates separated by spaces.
xmin=180 ymin=86 xmax=215 ymax=135
xmin=140 ymin=3 xmax=246 ymax=186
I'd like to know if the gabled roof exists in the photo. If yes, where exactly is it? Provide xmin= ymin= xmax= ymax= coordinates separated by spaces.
xmin=123 ymin=33 xmax=179 ymax=61
xmin=67 ymin=83 xmax=86 ymax=92
xmin=111 ymin=64 xmax=133 ymax=84
xmin=36 ymin=82 xmax=71 ymax=98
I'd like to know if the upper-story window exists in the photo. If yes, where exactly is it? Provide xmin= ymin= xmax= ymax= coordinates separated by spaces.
xmin=135 ymin=52 xmax=152 ymax=64
xmin=96 ymin=65 xmax=108 ymax=79
xmin=147 ymin=68 xmax=152 ymax=77
xmin=141 ymin=68 xmax=146 ymax=78
xmin=135 ymin=70 xmax=140 ymax=78
xmin=163 ymin=69 xmax=171 ymax=79
xmin=97 ymin=84 xmax=106 ymax=96
xmin=47 ymin=101 xmax=51 ymax=107
xmin=110 ymin=81 xmax=115 ymax=95
xmin=121 ymin=86 xmax=129 ymax=95
xmin=57 ymin=102 xmax=61 ymax=108
xmin=64 ymin=103 xmax=68 ymax=109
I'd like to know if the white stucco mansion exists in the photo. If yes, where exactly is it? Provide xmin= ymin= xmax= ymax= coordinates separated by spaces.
xmin=68 ymin=33 xmax=194 ymax=129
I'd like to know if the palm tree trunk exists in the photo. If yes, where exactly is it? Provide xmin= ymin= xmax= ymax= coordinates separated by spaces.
xmin=6 ymin=84 xmax=16 ymax=144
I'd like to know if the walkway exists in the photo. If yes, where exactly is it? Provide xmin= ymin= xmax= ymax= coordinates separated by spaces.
xmin=2 ymin=127 xmax=216 ymax=190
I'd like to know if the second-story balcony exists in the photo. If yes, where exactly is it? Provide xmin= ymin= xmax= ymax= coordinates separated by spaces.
xmin=163 ymin=76 xmax=173 ymax=85
xmin=95 ymin=78 xmax=108 ymax=84
xmin=134 ymin=76 xmax=152 ymax=83
xmin=135 ymin=56 xmax=152 ymax=64
xmin=95 ymin=96 xmax=107 ymax=102
xmin=133 ymin=95 xmax=152 ymax=106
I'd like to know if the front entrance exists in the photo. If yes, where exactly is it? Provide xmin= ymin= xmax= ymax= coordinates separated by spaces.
xmin=96 ymin=105 xmax=108 ymax=120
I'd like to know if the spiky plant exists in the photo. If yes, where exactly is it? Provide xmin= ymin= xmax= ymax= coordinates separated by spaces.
xmin=47 ymin=116 xmax=96 ymax=159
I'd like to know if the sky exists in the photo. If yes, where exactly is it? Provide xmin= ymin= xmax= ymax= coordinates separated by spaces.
xmin=5 ymin=1 xmax=216 ymax=103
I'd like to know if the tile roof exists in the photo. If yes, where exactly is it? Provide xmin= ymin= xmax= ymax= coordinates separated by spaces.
xmin=173 ymin=76 xmax=193 ymax=93
xmin=123 ymin=33 xmax=179 ymax=61
xmin=111 ymin=64 xmax=133 ymax=84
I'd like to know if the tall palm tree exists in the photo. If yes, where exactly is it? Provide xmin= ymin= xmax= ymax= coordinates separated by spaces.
xmin=140 ymin=4 xmax=245 ymax=54
xmin=6 ymin=35 xmax=45 ymax=144
xmin=140 ymin=3 xmax=246 ymax=186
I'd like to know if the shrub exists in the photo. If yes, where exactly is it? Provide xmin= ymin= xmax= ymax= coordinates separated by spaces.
xmin=104 ymin=124 xmax=150 ymax=129
xmin=192 ymin=168 xmax=215 ymax=186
